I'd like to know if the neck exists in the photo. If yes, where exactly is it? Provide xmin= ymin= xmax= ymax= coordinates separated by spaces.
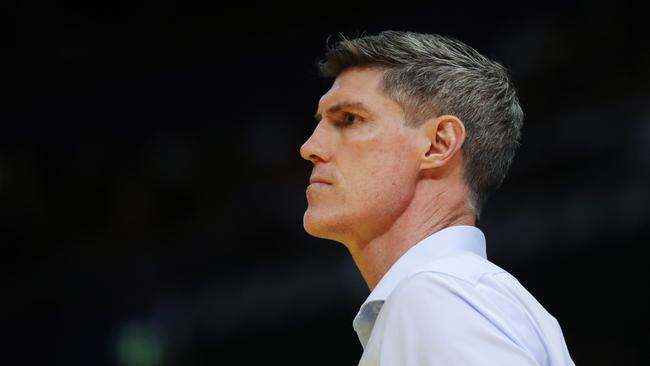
xmin=347 ymin=182 xmax=475 ymax=290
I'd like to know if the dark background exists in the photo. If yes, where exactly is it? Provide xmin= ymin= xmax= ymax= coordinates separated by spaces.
xmin=5 ymin=1 xmax=649 ymax=365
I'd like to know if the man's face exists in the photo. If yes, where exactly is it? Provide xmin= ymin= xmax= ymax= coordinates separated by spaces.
xmin=300 ymin=67 xmax=422 ymax=246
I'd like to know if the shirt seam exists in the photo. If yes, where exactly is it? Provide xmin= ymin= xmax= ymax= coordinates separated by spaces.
xmin=404 ymin=258 xmax=507 ymax=288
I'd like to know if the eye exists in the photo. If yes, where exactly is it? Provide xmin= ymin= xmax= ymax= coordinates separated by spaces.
xmin=338 ymin=112 xmax=358 ymax=126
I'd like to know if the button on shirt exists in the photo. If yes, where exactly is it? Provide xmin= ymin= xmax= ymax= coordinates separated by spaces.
xmin=353 ymin=225 xmax=575 ymax=366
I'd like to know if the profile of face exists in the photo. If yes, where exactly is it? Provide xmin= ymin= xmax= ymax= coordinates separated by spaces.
xmin=300 ymin=67 xmax=423 ymax=248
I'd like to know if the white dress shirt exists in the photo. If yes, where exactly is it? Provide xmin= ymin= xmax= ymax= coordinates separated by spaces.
xmin=353 ymin=225 xmax=575 ymax=366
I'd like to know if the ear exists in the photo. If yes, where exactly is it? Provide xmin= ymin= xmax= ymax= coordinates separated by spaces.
xmin=418 ymin=115 xmax=466 ymax=171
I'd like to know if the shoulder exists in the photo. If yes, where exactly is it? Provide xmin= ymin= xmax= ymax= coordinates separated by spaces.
xmin=383 ymin=252 xmax=530 ymax=322
xmin=377 ymin=253 xmax=561 ymax=362
xmin=368 ymin=257 xmax=543 ymax=365
xmin=379 ymin=252 xmax=510 ymax=331
xmin=364 ymin=243 xmax=575 ymax=365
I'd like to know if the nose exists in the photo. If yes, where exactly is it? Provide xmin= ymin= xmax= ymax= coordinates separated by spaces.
xmin=300 ymin=123 xmax=330 ymax=163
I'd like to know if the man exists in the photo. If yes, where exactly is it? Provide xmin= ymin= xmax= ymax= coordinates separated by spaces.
xmin=300 ymin=31 xmax=575 ymax=365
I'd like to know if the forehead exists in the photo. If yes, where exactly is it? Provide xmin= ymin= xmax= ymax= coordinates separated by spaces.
xmin=317 ymin=67 xmax=393 ymax=112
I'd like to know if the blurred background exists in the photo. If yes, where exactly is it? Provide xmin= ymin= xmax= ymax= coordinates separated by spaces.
xmin=5 ymin=1 xmax=649 ymax=365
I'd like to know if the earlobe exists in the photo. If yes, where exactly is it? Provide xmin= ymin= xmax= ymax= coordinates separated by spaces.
xmin=419 ymin=115 xmax=465 ymax=170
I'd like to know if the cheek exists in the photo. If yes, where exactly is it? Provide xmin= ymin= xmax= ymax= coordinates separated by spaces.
xmin=339 ymin=128 xmax=419 ymax=199
xmin=350 ymin=146 xmax=417 ymax=203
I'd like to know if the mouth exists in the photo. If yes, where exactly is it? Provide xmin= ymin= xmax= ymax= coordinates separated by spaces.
xmin=309 ymin=177 xmax=331 ymax=185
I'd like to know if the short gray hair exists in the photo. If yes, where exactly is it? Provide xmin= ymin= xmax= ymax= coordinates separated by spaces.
xmin=318 ymin=30 xmax=523 ymax=217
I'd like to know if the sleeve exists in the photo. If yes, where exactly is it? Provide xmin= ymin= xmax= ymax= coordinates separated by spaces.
xmin=366 ymin=272 xmax=540 ymax=366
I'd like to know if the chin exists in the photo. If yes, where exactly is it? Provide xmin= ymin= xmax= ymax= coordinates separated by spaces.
xmin=303 ymin=208 xmax=344 ymax=241
xmin=303 ymin=209 xmax=326 ymax=238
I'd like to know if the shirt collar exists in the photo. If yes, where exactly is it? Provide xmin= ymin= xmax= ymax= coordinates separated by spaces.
xmin=352 ymin=225 xmax=486 ymax=347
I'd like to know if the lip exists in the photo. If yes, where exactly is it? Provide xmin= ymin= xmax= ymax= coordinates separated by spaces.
xmin=309 ymin=176 xmax=331 ymax=185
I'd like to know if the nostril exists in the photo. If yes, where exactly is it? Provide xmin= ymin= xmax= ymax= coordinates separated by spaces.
xmin=300 ymin=134 xmax=328 ymax=163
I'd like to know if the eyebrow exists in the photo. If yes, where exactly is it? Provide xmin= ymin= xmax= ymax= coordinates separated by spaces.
xmin=314 ymin=101 xmax=371 ymax=122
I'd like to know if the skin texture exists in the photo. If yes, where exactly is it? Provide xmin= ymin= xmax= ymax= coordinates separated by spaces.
xmin=301 ymin=66 xmax=475 ymax=289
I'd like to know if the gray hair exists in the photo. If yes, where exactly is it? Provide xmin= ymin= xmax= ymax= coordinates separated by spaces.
xmin=318 ymin=30 xmax=523 ymax=217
